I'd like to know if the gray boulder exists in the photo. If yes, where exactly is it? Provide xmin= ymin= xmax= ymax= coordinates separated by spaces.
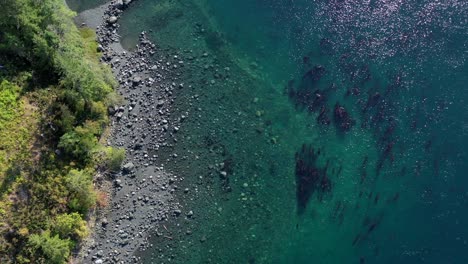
xmin=122 ymin=162 xmax=135 ymax=174
xmin=132 ymin=76 xmax=142 ymax=86
xmin=114 ymin=0 xmax=124 ymax=9
xmin=108 ymin=16 xmax=118 ymax=24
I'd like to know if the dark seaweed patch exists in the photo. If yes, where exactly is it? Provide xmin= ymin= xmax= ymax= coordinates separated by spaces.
xmin=287 ymin=65 xmax=334 ymax=126
xmin=295 ymin=144 xmax=332 ymax=214
xmin=333 ymin=102 xmax=355 ymax=132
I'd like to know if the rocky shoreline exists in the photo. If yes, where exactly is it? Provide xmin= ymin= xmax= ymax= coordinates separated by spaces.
xmin=74 ymin=1 xmax=188 ymax=263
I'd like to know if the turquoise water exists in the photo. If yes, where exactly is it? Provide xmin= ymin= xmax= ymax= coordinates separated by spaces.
xmin=73 ymin=0 xmax=467 ymax=263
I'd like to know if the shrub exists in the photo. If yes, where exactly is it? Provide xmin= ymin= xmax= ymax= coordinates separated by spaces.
xmin=57 ymin=104 xmax=76 ymax=133
xmin=95 ymin=146 xmax=125 ymax=172
xmin=64 ymin=170 xmax=96 ymax=214
xmin=53 ymin=212 xmax=88 ymax=240
xmin=105 ymin=91 xmax=124 ymax=108
xmin=27 ymin=230 xmax=71 ymax=264
xmin=89 ymin=101 xmax=108 ymax=122
xmin=58 ymin=126 xmax=98 ymax=161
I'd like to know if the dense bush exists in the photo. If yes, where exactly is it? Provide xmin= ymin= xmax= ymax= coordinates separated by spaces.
xmin=65 ymin=169 xmax=96 ymax=214
xmin=0 ymin=0 xmax=123 ymax=262
xmin=27 ymin=231 xmax=71 ymax=264
xmin=95 ymin=146 xmax=126 ymax=172
xmin=58 ymin=126 xmax=98 ymax=162
xmin=0 ymin=0 xmax=58 ymax=74
xmin=53 ymin=212 xmax=88 ymax=241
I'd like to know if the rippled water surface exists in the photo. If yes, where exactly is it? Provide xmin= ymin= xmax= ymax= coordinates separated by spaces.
xmin=74 ymin=0 xmax=468 ymax=263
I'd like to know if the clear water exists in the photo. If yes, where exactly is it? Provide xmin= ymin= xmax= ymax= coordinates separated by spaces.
xmin=73 ymin=0 xmax=468 ymax=263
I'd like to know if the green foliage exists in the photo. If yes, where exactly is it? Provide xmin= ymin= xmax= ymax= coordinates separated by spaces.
xmin=95 ymin=147 xmax=126 ymax=172
xmin=57 ymin=104 xmax=76 ymax=133
xmin=58 ymin=126 xmax=98 ymax=161
xmin=0 ymin=80 xmax=22 ymax=174
xmin=64 ymin=170 xmax=96 ymax=214
xmin=90 ymin=101 xmax=109 ymax=122
xmin=62 ymin=89 xmax=85 ymax=117
xmin=0 ymin=80 xmax=22 ymax=130
xmin=0 ymin=0 xmax=60 ymax=75
xmin=79 ymin=28 xmax=101 ymax=59
xmin=28 ymin=230 xmax=71 ymax=264
xmin=0 ymin=80 xmax=35 ymax=186
xmin=54 ymin=12 xmax=116 ymax=105
xmin=0 ymin=0 xmax=119 ymax=262
xmin=1 ymin=0 xmax=116 ymax=106
xmin=53 ymin=212 xmax=88 ymax=240
xmin=105 ymin=91 xmax=124 ymax=107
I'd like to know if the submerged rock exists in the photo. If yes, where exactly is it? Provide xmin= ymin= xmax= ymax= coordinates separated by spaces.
xmin=173 ymin=209 xmax=182 ymax=216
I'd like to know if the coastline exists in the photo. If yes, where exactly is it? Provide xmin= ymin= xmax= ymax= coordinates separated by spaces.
xmin=2 ymin=0 xmax=464 ymax=263
xmin=74 ymin=1 xmax=185 ymax=263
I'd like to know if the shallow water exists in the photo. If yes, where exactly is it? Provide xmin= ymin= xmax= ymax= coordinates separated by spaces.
xmin=66 ymin=0 xmax=108 ymax=13
xmin=73 ymin=0 xmax=467 ymax=263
